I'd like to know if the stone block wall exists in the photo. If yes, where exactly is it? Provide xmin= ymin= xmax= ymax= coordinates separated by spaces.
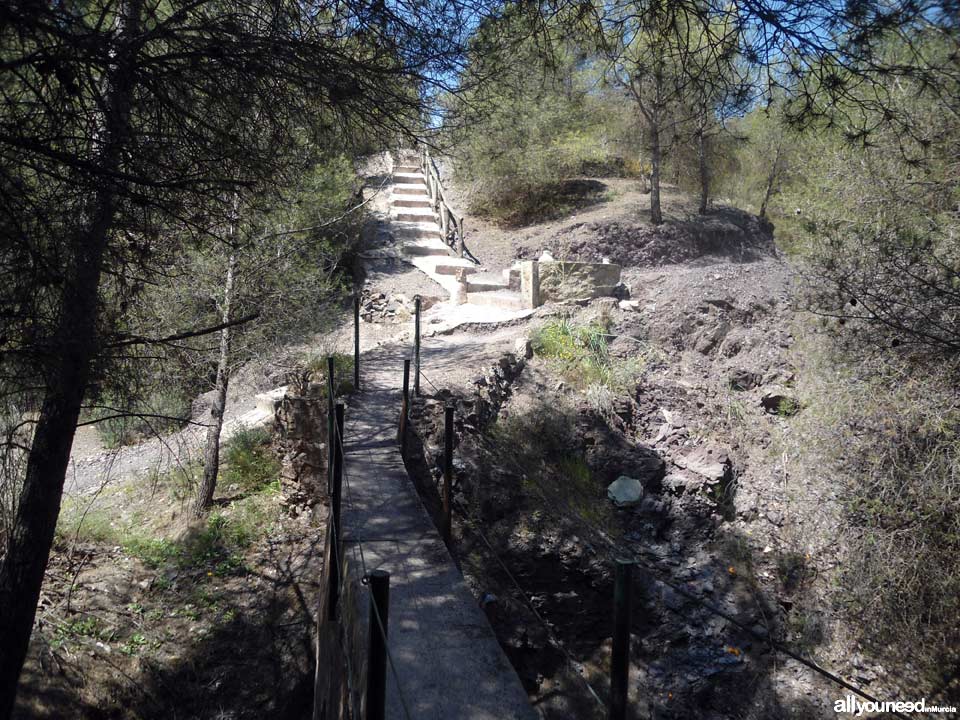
xmin=519 ymin=260 xmax=622 ymax=307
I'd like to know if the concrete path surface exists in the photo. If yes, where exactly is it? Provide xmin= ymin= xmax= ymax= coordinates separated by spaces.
xmin=340 ymin=342 xmax=538 ymax=720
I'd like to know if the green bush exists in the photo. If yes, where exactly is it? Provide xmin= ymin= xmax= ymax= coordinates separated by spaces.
xmin=488 ymin=403 xmax=613 ymax=529
xmin=449 ymin=19 xmax=642 ymax=226
xmin=530 ymin=319 xmax=646 ymax=392
xmin=222 ymin=427 xmax=281 ymax=492
xmin=303 ymin=352 xmax=356 ymax=396
xmin=786 ymin=333 xmax=960 ymax=679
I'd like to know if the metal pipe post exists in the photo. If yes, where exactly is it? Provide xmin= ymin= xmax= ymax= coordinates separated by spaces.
xmin=327 ymin=402 xmax=345 ymax=621
xmin=353 ymin=295 xmax=360 ymax=391
xmin=610 ymin=559 xmax=633 ymax=720
xmin=366 ymin=570 xmax=390 ymax=720
xmin=326 ymin=356 xmax=335 ymax=493
xmin=413 ymin=296 xmax=421 ymax=397
xmin=399 ymin=359 xmax=411 ymax=456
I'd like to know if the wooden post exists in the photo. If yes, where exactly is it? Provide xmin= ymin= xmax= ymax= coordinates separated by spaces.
xmin=326 ymin=356 xmax=335 ymax=494
xmin=399 ymin=359 xmax=411 ymax=456
xmin=457 ymin=220 xmax=465 ymax=258
xmin=610 ymin=559 xmax=633 ymax=720
xmin=442 ymin=404 xmax=454 ymax=544
xmin=366 ymin=570 xmax=390 ymax=720
xmin=353 ymin=295 xmax=360 ymax=391
xmin=413 ymin=296 xmax=421 ymax=397
xmin=327 ymin=403 xmax=345 ymax=622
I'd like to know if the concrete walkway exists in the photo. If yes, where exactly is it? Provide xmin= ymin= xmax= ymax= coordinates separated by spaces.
xmin=340 ymin=343 xmax=538 ymax=720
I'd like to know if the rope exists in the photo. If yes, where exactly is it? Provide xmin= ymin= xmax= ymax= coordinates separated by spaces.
xmin=417 ymin=366 xmax=442 ymax=394
xmin=467 ymin=517 xmax=608 ymax=711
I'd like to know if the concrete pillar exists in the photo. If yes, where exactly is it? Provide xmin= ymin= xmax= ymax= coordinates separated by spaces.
xmin=520 ymin=261 xmax=540 ymax=309
xmin=452 ymin=269 xmax=468 ymax=305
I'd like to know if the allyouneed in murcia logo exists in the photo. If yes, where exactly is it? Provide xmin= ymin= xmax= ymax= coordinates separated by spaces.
xmin=834 ymin=696 xmax=958 ymax=716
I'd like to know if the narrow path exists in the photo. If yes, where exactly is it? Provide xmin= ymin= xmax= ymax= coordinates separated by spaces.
xmin=340 ymin=340 xmax=537 ymax=720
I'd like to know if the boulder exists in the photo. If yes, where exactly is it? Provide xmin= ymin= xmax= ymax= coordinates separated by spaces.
xmin=674 ymin=446 xmax=730 ymax=483
xmin=694 ymin=320 xmax=731 ymax=354
xmin=607 ymin=476 xmax=644 ymax=507
xmin=514 ymin=336 xmax=534 ymax=359
xmin=728 ymin=368 xmax=761 ymax=391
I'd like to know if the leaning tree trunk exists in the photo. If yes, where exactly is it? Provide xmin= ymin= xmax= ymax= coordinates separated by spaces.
xmin=697 ymin=127 xmax=709 ymax=215
xmin=194 ymin=251 xmax=236 ymax=517
xmin=0 ymin=3 xmax=142 ymax=715
xmin=649 ymin=120 xmax=663 ymax=225
xmin=759 ymin=140 xmax=784 ymax=220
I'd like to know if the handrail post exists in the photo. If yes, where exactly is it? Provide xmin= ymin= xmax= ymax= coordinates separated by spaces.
xmin=610 ymin=559 xmax=634 ymax=720
xmin=326 ymin=356 xmax=335 ymax=494
xmin=413 ymin=296 xmax=421 ymax=397
xmin=366 ymin=570 xmax=390 ymax=720
xmin=327 ymin=402 xmax=345 ymax=621
xmin=399 ymin=358 xmax=411 ymax=456
xmin=353 ymin=295 xmax=360 ymax=391
xmin=442 ymin=404 xmax=454 ymax=544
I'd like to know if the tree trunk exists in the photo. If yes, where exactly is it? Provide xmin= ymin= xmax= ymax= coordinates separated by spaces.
xmin=194 ymin=251 xmax=236 ymax=517
xmin=759 ymin=139 xmax=784 ymax=220
xmin=0 ymin=3 xmax=142 ymax=714
xmin=649 ymin=121 xmax=663 ymax=225
xmin=697 ymin=127 xmax=709 ymax=215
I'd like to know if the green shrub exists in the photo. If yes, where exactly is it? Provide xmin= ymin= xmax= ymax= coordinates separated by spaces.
xmin=530 ymin=319 xmax=647 ymax=392
xmin=222 ymin=427 xmax=280 ymax=492
xmin=488 ymin=403 xmax=613 ymax=530
xmin=786 ymin=332 xmax=960 ymax=679
xmin=303 ymin=352 xmax=355 ymax=396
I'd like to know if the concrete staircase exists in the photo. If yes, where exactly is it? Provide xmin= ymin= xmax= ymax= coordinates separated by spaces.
xmin=390 ymin=156 xmax=524 ymax=310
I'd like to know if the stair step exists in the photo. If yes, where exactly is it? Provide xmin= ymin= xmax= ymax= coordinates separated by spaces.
xmin=392 ymin=197 xmax=432 ymax=208
xmin=395 ymin=164 xmax=420 ymax=173
xmin=394 ymin=172 xmax=426 ymax=182
xmin=466 ymin=280 xmax=510 ymax=293
xmin=393 ymin=183 xmax=428 ymax=195
xmin=393 ymin=220 xmax=442 ymax=233
xmin=434 ymin=262 xmax=480 ymax=276
xmin=403 ymin=242 xmax=455 ymax=258
xmin=394 ymin=210 xmax=437 ymax=223
xmin=466 ymin=289 xmax=525 ymax=310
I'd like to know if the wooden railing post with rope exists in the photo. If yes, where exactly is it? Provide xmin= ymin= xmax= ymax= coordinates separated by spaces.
xmin=419 ymin=146 xmax=472 ymax=262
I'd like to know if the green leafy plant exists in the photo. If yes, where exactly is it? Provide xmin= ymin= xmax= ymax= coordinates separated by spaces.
xmin=531 ymin=319 xmax=647 ymax=391
xmin=222 ymin=428 xmax=281 ymax=493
